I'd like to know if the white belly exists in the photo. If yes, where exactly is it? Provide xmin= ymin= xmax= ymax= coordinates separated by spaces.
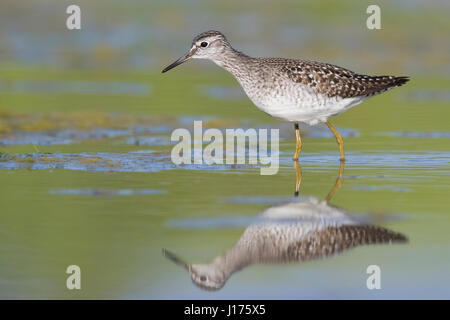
xmin=241 ymin=81 xmax=366 ymax=125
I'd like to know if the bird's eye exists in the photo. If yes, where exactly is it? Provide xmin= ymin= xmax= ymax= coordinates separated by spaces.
xmin=200 ymin=42 xmax=208 ymax=48
xmin=200 ymin=275 xmax=207 ymax=281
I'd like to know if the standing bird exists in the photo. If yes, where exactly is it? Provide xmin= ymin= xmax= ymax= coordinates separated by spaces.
xmin=162 ymin=30 xmax=409 ymax=161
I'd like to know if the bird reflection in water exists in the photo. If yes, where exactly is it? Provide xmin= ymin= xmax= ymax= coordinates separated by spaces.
xmin=163 ymin=162 xmax=407 ymax=291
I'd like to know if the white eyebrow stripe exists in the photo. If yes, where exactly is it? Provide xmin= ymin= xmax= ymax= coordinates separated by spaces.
xmin=196 ymin=35 xmax=222 ymax=45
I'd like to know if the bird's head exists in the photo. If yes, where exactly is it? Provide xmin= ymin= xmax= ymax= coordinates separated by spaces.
xmin=189 ymin=263 xmax=227 ymax=291
xmin=162 ymin=30 xmax=231 ymax=73
xmin=162 ymin=248 xmax=227 ymax=291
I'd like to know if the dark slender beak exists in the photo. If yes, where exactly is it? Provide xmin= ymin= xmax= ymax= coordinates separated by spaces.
xmin=161 ymin=50 xmax=193 ymax=73
xmin=162 ymin=248 xmax=190 ymax=271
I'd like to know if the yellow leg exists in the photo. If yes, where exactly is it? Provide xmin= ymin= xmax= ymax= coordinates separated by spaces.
xmin=293 ymin=123 xmax=302 ymax=161
xmin=294 ymin=161 xmax=302 ymax=196
xmin=326 ymin=121 xmax=345 ymax=161
xmin=325 ymin=160 xmax=345 ymax=202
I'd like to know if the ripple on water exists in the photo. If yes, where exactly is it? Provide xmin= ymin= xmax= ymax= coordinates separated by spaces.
xmin=342 ymin=174 xmax=392 ymax=179
xmin=383 ymin=131 xmax=450 ymax=139
xmin=167 ymin=212 xmax=407 ymax=230
xmin=0 ymin=126 xmax=172 ymax=146
xmin=167 ymin=216 xmax=257 ymax=229
xmin=278 ymin=151 xmax=450 ymax=169
xmin=353 ymin=185 xmax=412 ymax=192
xmin=0 ymin=152 xmax=252 ymax=173
xmin=50 ymin=189 xmax=166 ymax=196
xmin=1 ymin=150 xmax=449 ymax=173
xmin=225 ymin=196 xmax=300 ymax=205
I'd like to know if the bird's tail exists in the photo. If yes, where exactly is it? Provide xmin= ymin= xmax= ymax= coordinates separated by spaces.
xmin=364 ymin=75 xmax=410 ymax=96
xmin=387 ymin=76 xmax=410 ymax=88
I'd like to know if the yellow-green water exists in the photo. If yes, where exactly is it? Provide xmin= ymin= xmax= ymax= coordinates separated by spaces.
xmin=1 ymin=0 xmax=449 ymax=299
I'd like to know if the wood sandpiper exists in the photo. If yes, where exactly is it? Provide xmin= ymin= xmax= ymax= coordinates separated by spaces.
xmin=162 ymin=30 xmax=410 ymax=161
xmin=163 ymin=163 xmax=407 ymax=291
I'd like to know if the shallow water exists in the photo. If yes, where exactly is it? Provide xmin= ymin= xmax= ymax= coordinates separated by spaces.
xmin=0 ymin=80 xmax=151 ymax=96
xmin=1 ymin=0 xmax=450 ymax=299
xmin=1 ymin=77 xmax=450 ymax=298
xmin=1 ymin=125 xmax=450 ymax=298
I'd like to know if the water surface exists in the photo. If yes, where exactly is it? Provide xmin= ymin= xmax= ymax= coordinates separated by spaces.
xmin=1 ymin=0 xmax=450 ymax=300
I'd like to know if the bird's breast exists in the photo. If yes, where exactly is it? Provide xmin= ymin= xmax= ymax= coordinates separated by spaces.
xmin=235 ymin=75 xmax=364 ymax=124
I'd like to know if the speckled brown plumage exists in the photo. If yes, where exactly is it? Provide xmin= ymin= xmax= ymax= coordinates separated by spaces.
xmin=163 ymin=30 xmax=410 ymax=158
xmin=166 ymin=197 xmax=408 ymax=291
xmin=190 ymin=30 xmax=409 ymax=100
xmin=277 ymin=59 xmax=410 ymax=99
xmin=164 ymin=31 xmax=410 ymax=125
xmin=286 ymin=224 xmax=407 ymax=263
